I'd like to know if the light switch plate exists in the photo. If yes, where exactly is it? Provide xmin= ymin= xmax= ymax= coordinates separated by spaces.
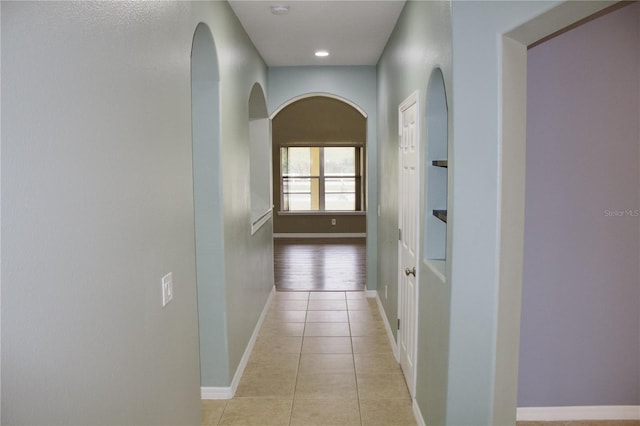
xmin=162 ymin=272 xmax=173 ymax=307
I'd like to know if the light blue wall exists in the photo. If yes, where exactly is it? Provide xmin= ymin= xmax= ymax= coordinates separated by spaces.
xmin=449 ymin=1 xmax=561 ymax=424
xmin=206 ymin=2 xmax=272 ymax=383
xmin=192 ymin=22 xmax=230 ymax=387
xmin=375 ymin=1 xmax=452 ymax=424
xmin=268 ymin=66 xmax=378 ymax=291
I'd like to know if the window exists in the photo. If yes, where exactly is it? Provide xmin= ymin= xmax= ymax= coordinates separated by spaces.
xmin=281 ymin=146 xmax=363 ymax=211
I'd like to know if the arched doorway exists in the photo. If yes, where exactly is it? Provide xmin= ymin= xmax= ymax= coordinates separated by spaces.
xmin=271 ymin=95 xmax=368 ymax=291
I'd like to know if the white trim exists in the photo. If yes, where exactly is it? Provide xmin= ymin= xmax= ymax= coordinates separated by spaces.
xmin=517 ymin=406 xmax=640 ymax=421
xmin=200 ymin=386 xmax=233 ymax=400
xmin=201 ymin=286 xmax=276 ymax=400
xmin=270 ymin=92 xmax=368 ymax=119
xmin=250 ymin=209 xmax=272 ymax=235
xmin=273 ymin=232 xmax=366 ymax=239
xmin=374 ymin=292 xmax=399 ymax=361
xmin=413 ymin=398 xmax=426 ymax=426
xmin=364 ymin=290 xmax=377 ymax=298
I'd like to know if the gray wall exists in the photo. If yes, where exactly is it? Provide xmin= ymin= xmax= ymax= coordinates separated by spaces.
xmin=519 ymin=3 xmax=640 ymax=406
xmin=1 ymin=0 xmax=270 ymax=423
xmin=376 ymin=1 xmax=452 ymax=423
xmin=268 ymin=66 xmax=378 ymax=290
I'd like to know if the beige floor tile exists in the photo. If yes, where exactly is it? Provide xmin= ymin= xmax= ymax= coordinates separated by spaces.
xmin=298 ymin=353 xmax=355 ymax=375
xmin=308 ymin=299 xmax=347 ymax=311
xmin=294 ymin=373 xmax=357 ymax=399
xmin=264 ymin=310 xmax=306 ymax=323
xmin=304 ymin=322 xmax=350 ymax=337
xmin=274 ymin=291 xmax=309 ymax=300
xmin=235 ymin=371 xmax=297 ymax=398
xmin=347 ymin=298 xmax=376 ymax=310
xmin=213 ymin=284 xmax=420 ymax=425
xmin=309 ymin=291 xmax=346 ymax=300
xmin=259 ymin=321 xmax=305 ymax=337
xmin=357 ymin=373 xmax=411 ymax=400
xmin=244 ymin=352 xmax=299 ymax=376
xmin=306 ymin=310 xmax=349 ymax=323
xmin=349 ymin=310 xmax=382 ymax=323
xmin=201 ymin=400 xmax=227 ymax=426
xmin=350 ymin=321 xmax=388 ymax=337
xmin=354 ymin=353 xmax=403 ymax=375
xmin=270 ymin=299 xmax=309 ymax=311
xmin=352 ymin=336 xmax=393 ymax=354
xmin=252 ymin=336 xmax=302 ymax=354
xmin=302 ymin=336 xmax=352 ymax=354
xmin=290 ymin=398 xmax=360 ymax=426
xmin=345 ymin=291 xmax=367 ymax=299
xmin=218 ymin=398 xmax=292 ymax=426
xmin=360 ymin=399 xmax=417 ymax=426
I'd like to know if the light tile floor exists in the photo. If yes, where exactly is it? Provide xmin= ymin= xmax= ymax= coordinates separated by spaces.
xmin=201 ymin=291 xmax=417 ymax=426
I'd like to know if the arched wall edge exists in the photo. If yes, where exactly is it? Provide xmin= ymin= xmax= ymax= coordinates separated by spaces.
xmin=270 ymin=92 xmax=368 ymax=119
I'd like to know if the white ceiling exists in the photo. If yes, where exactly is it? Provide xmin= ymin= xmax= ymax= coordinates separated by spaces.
xmin=228 ymin=0 xmax=406 ymax=67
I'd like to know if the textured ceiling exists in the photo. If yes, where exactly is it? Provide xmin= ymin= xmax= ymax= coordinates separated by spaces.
xmin=228 ymin=1 xmax=406 ymax=66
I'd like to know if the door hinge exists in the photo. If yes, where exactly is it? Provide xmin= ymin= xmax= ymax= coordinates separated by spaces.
xmin=397 ymin=319 xmax=400 ymax=330
xmin=398 ymin=228 xmax=402 ymax=241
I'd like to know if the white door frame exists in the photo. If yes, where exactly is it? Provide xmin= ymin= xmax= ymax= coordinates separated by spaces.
xmin=397 ymin=90 xmax=420 ymax=397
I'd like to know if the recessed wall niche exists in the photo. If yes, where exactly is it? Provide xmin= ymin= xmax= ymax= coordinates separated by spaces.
xmin=424 ymin=68 xmax=449 ymax=275
xmin=249 ymin=83 xmax=272 ymax=234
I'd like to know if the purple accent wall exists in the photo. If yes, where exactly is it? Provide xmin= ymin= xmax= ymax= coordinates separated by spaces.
xmin=519 ymin=3 xmax=640 ymax=406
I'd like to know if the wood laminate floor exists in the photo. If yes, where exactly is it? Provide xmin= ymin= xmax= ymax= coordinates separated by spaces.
xmin=274 ymin=238 xmax=366 ymax=292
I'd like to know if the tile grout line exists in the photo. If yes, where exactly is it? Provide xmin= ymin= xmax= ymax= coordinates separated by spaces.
xmin=347 ymin=293 xmax=365 ymax=426
xmin=215 ymin=401 xmax=228 ymax=426
xmin=288 ymin=291 xmax=309 ymax=426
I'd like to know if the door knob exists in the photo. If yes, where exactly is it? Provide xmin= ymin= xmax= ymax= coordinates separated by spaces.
xmin=404 ymin=267 xmax=416 ymax=277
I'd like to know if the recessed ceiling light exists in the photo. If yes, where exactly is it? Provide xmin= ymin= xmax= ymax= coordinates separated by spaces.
xmin=270 ymin=5 xmax=289 ymax=15
xmin=315 ymin=50 xmax=330 ymax=57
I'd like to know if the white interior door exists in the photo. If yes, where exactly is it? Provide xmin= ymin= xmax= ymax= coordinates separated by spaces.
xmin=398 ymin=91 xmax=420 ymax=396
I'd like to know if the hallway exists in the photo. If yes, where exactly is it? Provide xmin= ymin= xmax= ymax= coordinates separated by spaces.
xmin=201 ymin=291 xmax=416 ymax=425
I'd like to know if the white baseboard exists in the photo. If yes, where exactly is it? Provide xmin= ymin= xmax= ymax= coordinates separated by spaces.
xmin=364 ymin=290 xmax=377 ymax=298
xmin=517 ymin=405 xmax=640 ymax=421
xmin=413 ymin=398 xmax=426 ymax=426
xmin=201 ymin=286 xmax=276 ymax=400
xmin=200 ymin=386 xmax=233 ymax=400
xmin=374 ymin=292 xmax=398 ymax=361
xmin=273 ymin=233 xmax=366 ymax=239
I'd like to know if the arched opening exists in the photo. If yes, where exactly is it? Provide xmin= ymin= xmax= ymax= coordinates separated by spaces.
xmin=271 ymin=94 xmax=368 ymax=291
xmin=271 ymin=92 xmax=368 ymax=119
xmin=248 ymin=83 xmax=272 ymax=234
xmin=273 ymin=95 xmax=366 ymax=224
xmin=191 ymin=23 xmax=229 ymax=387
